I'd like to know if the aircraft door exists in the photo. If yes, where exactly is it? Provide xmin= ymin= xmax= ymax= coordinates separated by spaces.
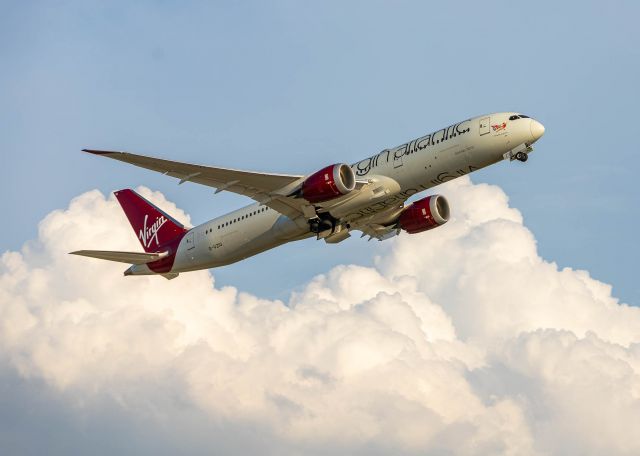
xmin=479 ymin=117 xmax=490 ymax=136
xmin=393 ymin=149 xmax=403 ymax=168
xmin=185 ymin=231 xmax=195 ymax=250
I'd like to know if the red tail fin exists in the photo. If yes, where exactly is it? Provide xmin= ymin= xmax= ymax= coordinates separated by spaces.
xmin=114 ymin=189 xmax=188 ymax=253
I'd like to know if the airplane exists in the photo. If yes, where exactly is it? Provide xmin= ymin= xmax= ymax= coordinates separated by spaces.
xmin=71 ymin=112 xmax=545 ymax=279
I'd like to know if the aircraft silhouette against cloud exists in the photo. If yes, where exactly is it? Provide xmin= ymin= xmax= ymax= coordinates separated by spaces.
xmin=72 ymin=112 xmax=545 ymax=279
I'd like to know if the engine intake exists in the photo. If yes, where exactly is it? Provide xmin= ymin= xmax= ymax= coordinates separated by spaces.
xmin=398 ymin=195 xmax=450 ymax=234
xmin=302 ymin=163 xmax=356 ymax=203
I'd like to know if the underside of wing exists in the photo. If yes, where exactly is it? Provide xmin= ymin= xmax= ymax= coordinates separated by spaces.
xmin=83 ymin=149 xmax=306 ymax=218
xmin=351 ymin=202 xmax=405 ymax=241
xmin=357 ymin=223 xmax=400 ymax=241
xmin=69 ymin=250 xmax=168 ymax=264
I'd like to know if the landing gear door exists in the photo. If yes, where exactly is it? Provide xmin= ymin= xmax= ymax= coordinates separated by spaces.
xmin=479 ymin=117 xmax=490 ymax=136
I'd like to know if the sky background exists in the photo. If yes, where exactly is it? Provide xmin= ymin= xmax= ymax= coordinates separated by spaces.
xmin=1 ymin=0 xmax=638 ymax=305
xmin=2 ymin=2 xmax=640 ymax=454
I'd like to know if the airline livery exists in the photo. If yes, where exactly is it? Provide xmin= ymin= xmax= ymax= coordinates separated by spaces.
xmin=72 ymin=112 xmax=545 ymax=279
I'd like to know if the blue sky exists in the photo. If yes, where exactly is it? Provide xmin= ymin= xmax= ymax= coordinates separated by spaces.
xmin=2 ymin=0 xmax=638 ymax=305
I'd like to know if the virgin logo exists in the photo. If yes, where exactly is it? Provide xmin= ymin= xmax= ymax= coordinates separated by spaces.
xmin=139 ymin=214 xmax=167 ymax=248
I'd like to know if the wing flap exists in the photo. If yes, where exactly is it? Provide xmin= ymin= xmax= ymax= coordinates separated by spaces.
xmin=69 ymin=250 xmax=168 ymax=265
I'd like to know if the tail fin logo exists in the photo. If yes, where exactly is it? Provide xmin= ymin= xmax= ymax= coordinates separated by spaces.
xmin=139 ymin=214 xmax=167 ymax=249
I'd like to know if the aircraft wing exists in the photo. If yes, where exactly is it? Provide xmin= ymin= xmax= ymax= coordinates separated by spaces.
xmin=83 ymin=149 xmax=307 ymax=219
xmin=357 ymin=223 xmax=400 ymax=241
xmin=350 ymin=202 xmax=405 ymax=242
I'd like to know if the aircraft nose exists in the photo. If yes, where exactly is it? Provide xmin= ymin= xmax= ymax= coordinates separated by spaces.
xmin=530 ymin=119 xmax=545 ymax=143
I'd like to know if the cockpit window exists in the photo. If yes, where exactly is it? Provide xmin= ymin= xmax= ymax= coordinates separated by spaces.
xmin=509 ymin=114 xmax=530 ymax=121
xmin=519 ymin=114 xmax=530 ymax=119
xmin=509 ymin=115 xmax=520 ymax=120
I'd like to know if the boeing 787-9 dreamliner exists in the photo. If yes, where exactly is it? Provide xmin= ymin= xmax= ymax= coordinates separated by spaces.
xmin=72 ymin=112 xmax=545 ymax=279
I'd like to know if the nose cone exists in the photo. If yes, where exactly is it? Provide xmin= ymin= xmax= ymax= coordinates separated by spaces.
xmin=530 ymin=119 xmax=545 ymax=143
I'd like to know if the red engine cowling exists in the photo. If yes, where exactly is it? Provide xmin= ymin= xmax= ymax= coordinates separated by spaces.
xmin=398 ymin=195 xmax=450 ymax=234
xmin=302 ymin=163 xmax=356 ymax=203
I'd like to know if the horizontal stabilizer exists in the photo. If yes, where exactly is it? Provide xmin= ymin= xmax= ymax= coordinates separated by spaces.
xmin=69 ymin=250 xmax=168 ymax=265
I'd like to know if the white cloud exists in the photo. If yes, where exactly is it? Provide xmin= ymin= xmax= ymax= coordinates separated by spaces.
xmin=1 ymin=179 xmax=639 ymax=455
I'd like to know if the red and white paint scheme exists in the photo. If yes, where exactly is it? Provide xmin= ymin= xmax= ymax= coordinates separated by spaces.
xmin=72 ymin=112 xmax=545 ymax=279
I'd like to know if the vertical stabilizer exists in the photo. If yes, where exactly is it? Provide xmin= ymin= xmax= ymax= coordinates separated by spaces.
xmin=114 ymin=189 xmax=188 ymax=253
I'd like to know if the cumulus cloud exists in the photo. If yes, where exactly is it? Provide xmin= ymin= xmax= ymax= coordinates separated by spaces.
xmin=1 ymin=179 xmax=639 ymax=455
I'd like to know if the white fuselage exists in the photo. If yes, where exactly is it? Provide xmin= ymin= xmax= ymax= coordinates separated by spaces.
xmin=134 ymin=112 xmax=542 ymax=275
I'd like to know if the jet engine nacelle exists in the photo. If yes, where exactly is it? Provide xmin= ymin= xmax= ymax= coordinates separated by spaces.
xmin=302 ymin=163 xmax=356 ymax=203
xmin=398 ymin=195 xmax=450 ymax=234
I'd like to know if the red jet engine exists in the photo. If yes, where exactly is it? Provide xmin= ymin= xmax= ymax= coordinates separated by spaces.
xmin=302 ymin=164 xmax=356 ymax=203
xmin=398 ymin=195 xmax=450 ymax=234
